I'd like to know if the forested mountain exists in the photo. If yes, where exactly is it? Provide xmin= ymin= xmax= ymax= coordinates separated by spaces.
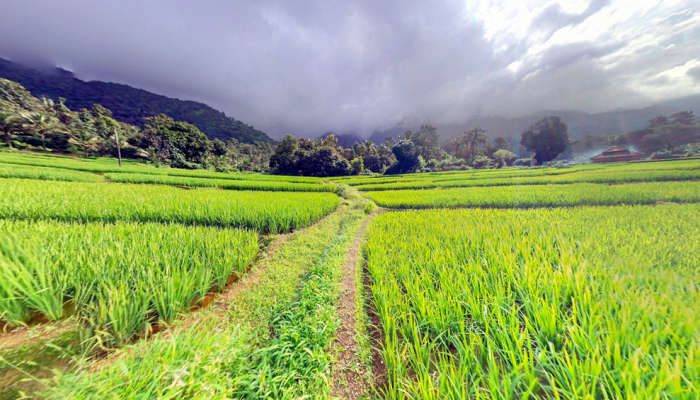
xmin=0 ymin=58 xmax=272 ymax=144
xmin=366 ymin=96 xmax=700 ymax=144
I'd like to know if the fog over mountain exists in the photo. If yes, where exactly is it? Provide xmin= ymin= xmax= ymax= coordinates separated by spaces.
xmin=1 ymin=0 xmax=699 ymax=138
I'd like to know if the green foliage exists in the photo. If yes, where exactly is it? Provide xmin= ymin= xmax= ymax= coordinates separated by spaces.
xmin=270 ymin=134 xmax=352 ymax=176
xmin=0 ymin=79 xmax=272 ymax=171
xmin=0 ymin=58 xmax=272 ymax=144
xmin=443 ymin=127 xmax=490 ymax=165
xmin=386 ymin=139 xmax=424 ymax=174
xmin=492 ymin=148 xmax=517 ymax=167
xmin=350 ymin=156 xmax=364 ymax=174
xmin=0 ymin=220 xmax=258 ymax=345
xmin=365 ymin=205 xmax=699 ymax=398
xmin=521 ymin=116 xmax=569 ymax=164
xmin=0 ymin=178 xmax=340 ymax=233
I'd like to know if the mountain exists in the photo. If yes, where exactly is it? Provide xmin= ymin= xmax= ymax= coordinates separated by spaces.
xmin=367 ymin=96 xmax=700 ymax=144
xmin=0 ymin=58 xmax=272 ymax=144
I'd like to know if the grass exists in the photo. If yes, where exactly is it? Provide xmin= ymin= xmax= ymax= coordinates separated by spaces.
xmin=104 ymin=172 xmax=336 ymax=192
xmin=38 ymin=200 xmax=367 ymax=399
xmin=364 ymin=181 xmax=700 ymax=209
xmin=0 ymin=220 xmax=258 ymax=345
xmin=0 ymin=162 xmax=103 ymax=183
xmin=364 ymin=204 xmax=699 ymax=399
xmin=0 ymin=178 xmax=339 ymax=233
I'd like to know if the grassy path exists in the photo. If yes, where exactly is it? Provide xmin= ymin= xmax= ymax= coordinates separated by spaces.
xmin=330 ymin=209 xmax=378 ymax=399
xmin=30 ymin=194 xmax=371 ymax=399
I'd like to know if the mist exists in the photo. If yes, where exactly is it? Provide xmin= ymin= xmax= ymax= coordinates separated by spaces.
xmin=1 ymin=0 xmax=699 ymax=137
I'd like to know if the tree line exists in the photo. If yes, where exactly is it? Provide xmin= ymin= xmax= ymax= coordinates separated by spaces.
xmin=2 ymin=77 xmax=696 ymax=177
xmin=0 ymin=78 xmax=273 ymax=171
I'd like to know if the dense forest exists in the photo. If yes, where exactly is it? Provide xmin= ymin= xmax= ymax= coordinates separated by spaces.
xmin=1 ymin=76 xmax=698 ymax=176
xmin=0 ymin=58 xmax=271 ymax=144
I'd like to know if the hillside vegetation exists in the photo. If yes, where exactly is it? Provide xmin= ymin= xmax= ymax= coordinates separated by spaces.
xmin=0 ymin=58 xmax=271 ymax=143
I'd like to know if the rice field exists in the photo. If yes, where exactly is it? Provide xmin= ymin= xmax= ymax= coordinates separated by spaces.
xmin=0 ymin=162 xmax=104 ymax=182
xmin=0 ymin=178 xmax=339 ymax=233
xmin=365 ymin=181 xmax=700 ymax=209
xmin=104 ymin=172 xmax=335 ymax=191
xmin=2 ymin=149 xmax=700 ymax=398
xmin=364 ymin=204 xmax=699 ymax=399
xmin=0 ymin=220 xmax=258 ymax=344
xmin=355 ymin=166 xmax=700 ymax=191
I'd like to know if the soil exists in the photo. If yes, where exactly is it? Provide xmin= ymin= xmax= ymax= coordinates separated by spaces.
xmin=330 ymin=210 xmax=380 ymax=400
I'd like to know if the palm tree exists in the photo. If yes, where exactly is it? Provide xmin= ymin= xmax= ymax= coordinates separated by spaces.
xmin=0 ymin=112 xmax=24 ymax=148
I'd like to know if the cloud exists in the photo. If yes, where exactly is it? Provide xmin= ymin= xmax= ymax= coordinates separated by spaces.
xmin=688 ymin=66 xmax=700 ymax=82
xmin=0 ymin=0 xmax=698 ymax=137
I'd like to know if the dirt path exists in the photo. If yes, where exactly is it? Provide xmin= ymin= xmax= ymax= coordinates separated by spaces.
xmin=330 ymin=211 xmax=377 ymax=400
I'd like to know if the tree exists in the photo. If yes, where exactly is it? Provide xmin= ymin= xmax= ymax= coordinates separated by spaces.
xmin=492 ymin=149 xmax=517 ymax=167
xmin=493 ymin=136 xmax=512 ymax=152
xmin=0 ymin=112 xmax=24 ymax=148
xmin=22 ymin=112 xmax=66 ymax=150
xmin=521 ymin=116 xmax=569 ymax=164
xmin=139 ymin=114 xmax=210 ymax=167
xmin=443 ymin=128 xmax=489 ymax=166
xmin=350 ymin=156 xmax=364 ymax=174
xmin=403 ymin=125 xmax=442 ymax=161
xmin=270 ymin=134 xmax=300 ymax=174
xmin=385 ymin=139 xmax=423 ymax=174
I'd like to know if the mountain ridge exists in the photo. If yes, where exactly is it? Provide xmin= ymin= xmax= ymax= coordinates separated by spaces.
xmin=0 ymin=58 xmax=273 ymax=144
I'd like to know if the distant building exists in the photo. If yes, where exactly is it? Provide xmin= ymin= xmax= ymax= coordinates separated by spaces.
xmin=591 ymin=146 xmax=643 ymax=163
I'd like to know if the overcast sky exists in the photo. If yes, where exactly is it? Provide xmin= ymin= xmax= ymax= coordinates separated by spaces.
xmin=1 ymin=0 xmax=699 ymax=136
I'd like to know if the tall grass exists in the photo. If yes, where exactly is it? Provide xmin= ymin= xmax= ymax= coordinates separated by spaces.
xmin=0 ymin=178 xmax=339 ymax=233
xmin=364 ymin=204 xmax=699 ymax=398
xmin=0 ymin=220 xmax=258 ymax=345
xmin=364 ymin=181 xmax=700 ymax=209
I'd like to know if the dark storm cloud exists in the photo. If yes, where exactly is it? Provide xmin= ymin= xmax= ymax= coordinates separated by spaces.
xmin=0 ymin=0 xmax=698 ymax=137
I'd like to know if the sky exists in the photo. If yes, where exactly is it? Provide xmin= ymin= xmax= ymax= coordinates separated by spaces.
xmin=1 ymin=0 xmax=699 ymax=137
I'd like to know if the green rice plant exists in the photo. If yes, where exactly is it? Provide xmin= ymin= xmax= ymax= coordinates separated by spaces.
xmin=364 ymin=181 xmax=700 ymax=209
xmin=104 ymin=172 xmax=335 ymax=192
xmin=0 ymin=220 xmax=258 ymax=345
xmin=0 ymin=162 xmax=104 ymax=182
xmin=356 ymin=167 xmax=700 ymax=191
xmin=0 ymin=150 xmax=160 ymax=174
xmin=0 ymin=178 xmax=339 ymax=233
xmin=0 ymin=150 xmax=323 ymax=183
xmin=364 ymin=204 xmax=700 ymax=399
xmin=40 ymin=198 xmax=366 ymax=399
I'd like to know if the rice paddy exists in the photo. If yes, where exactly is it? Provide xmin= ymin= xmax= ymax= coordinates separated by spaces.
xmin=0 ymin=179 xmax=339 ymax=233
xmin=364 ymin=181 xmax=700 ymax=209
xmin=104 ymin=172 xmax=335 ymax=191
xmin=0 ymin=220 xmax=258 ymax=345
xmin=364 ymin=205 xmax=699 ymax=399
xmin=1 ymin=150 xmax=699 ymax=399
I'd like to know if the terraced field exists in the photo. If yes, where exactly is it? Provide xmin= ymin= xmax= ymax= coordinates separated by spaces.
xmin=365 ymin=205 xmax=699 ymax=398
xmin=1 ymin=151 xmax=698 ymax=399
